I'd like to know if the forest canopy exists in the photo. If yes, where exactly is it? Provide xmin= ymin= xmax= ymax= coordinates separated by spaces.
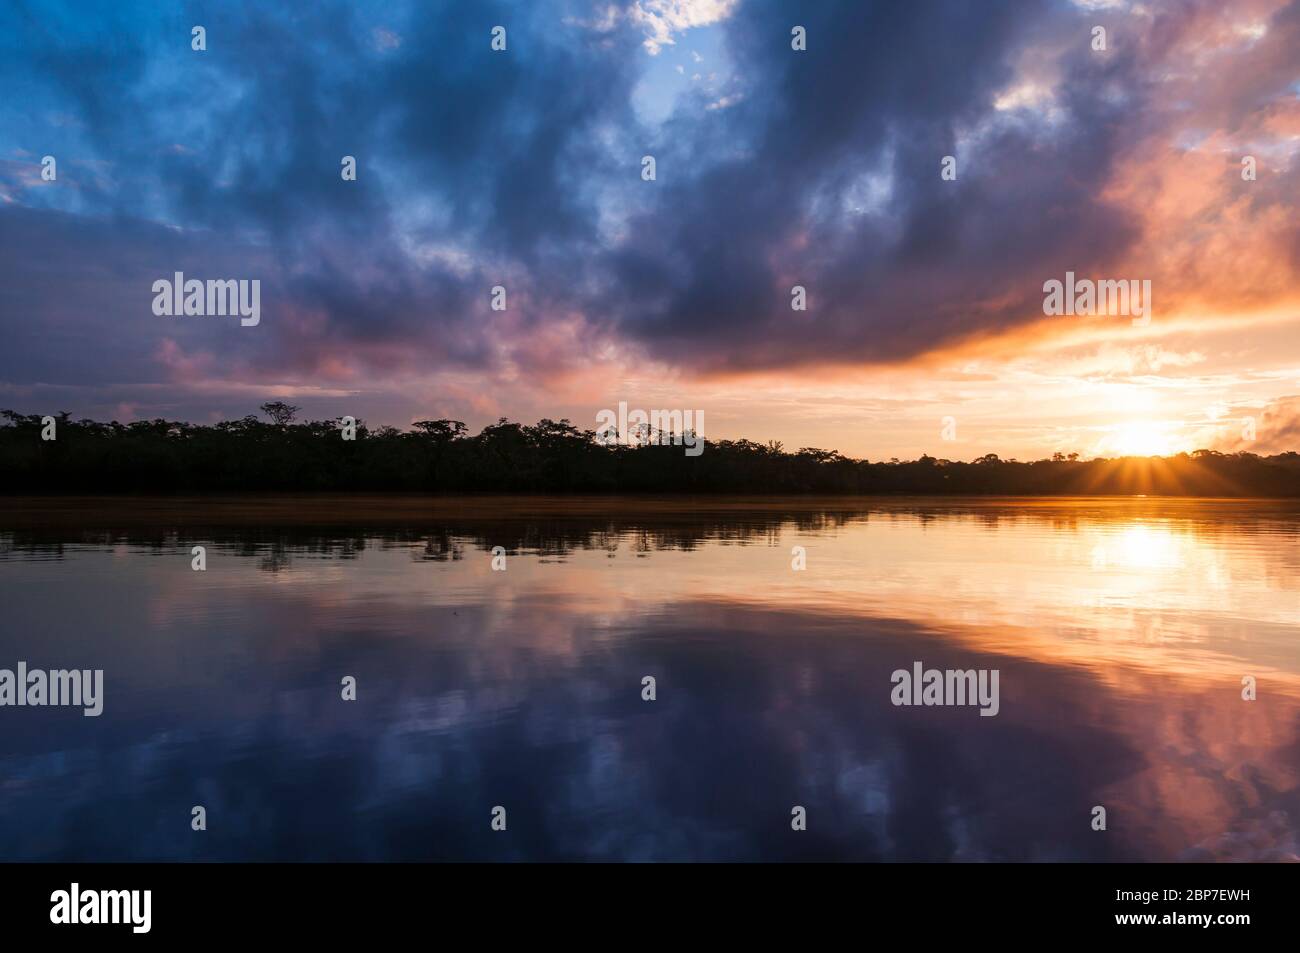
xmin=2 ymin=407 xmax=1298 ymax=496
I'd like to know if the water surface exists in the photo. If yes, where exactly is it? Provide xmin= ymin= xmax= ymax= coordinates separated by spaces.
xmin=1 ymin=496 xmax=1298 ymax=861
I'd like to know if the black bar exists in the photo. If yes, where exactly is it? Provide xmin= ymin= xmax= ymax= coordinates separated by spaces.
xmin=1 ymin=862 xmax=1286 ymax=940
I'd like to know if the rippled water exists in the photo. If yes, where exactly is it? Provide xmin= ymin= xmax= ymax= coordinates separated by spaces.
xmin=1 ymin=496 xmax=1297 ymax=861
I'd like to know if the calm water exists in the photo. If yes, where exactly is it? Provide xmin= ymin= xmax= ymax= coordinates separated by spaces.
xmin=1 ymin=496 xmax=1298 ymax=862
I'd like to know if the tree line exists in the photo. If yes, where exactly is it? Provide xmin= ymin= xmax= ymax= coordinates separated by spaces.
xmin=2 ymin=403 xmax=1298 ymax=496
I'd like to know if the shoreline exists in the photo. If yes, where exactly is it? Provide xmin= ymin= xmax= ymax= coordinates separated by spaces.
xmin=5 ymin=492 xmax=1300 ymax=528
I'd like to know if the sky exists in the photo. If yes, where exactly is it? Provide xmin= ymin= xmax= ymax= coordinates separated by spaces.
xmin=1 ymin=0 xmax=1298 ymax=461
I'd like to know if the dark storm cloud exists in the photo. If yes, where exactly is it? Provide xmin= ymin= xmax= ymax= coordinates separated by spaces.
xmin=0 ymin=0 xmax=646 ymax=396
xmin=1 ymin=0 xmax=1296 ymax=405
xmin=597 ymin=0 xmax=1155 ymax=370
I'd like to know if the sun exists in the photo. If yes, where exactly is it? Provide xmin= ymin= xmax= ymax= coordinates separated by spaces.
xmin=1103 ymin=420 xmax=1187 ymax=458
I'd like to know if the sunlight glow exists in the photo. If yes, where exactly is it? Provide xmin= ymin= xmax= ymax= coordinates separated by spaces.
xmin=1110 ymin=523 xmax=1185 ymax=572
xmin=1100 ymin=420 xmax=1189 ymax=458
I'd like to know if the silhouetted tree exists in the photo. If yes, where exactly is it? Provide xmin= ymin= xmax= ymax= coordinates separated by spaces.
xmin=260 ymin=401 xmax=300 ymax=426
xmin=2 ymin=407 xmax=1299 ymax=497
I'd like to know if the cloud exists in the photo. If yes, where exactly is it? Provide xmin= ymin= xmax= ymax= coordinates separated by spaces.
xmin=627 ymin=0 xmax=739 ymax=54
xmin=371 ymin=27 xmax=402 ymax=52
xmin=0 ymin=0 xmax=1297 ymax=437
xmin=1212 ymin=393 xmax=1300 ymax=453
